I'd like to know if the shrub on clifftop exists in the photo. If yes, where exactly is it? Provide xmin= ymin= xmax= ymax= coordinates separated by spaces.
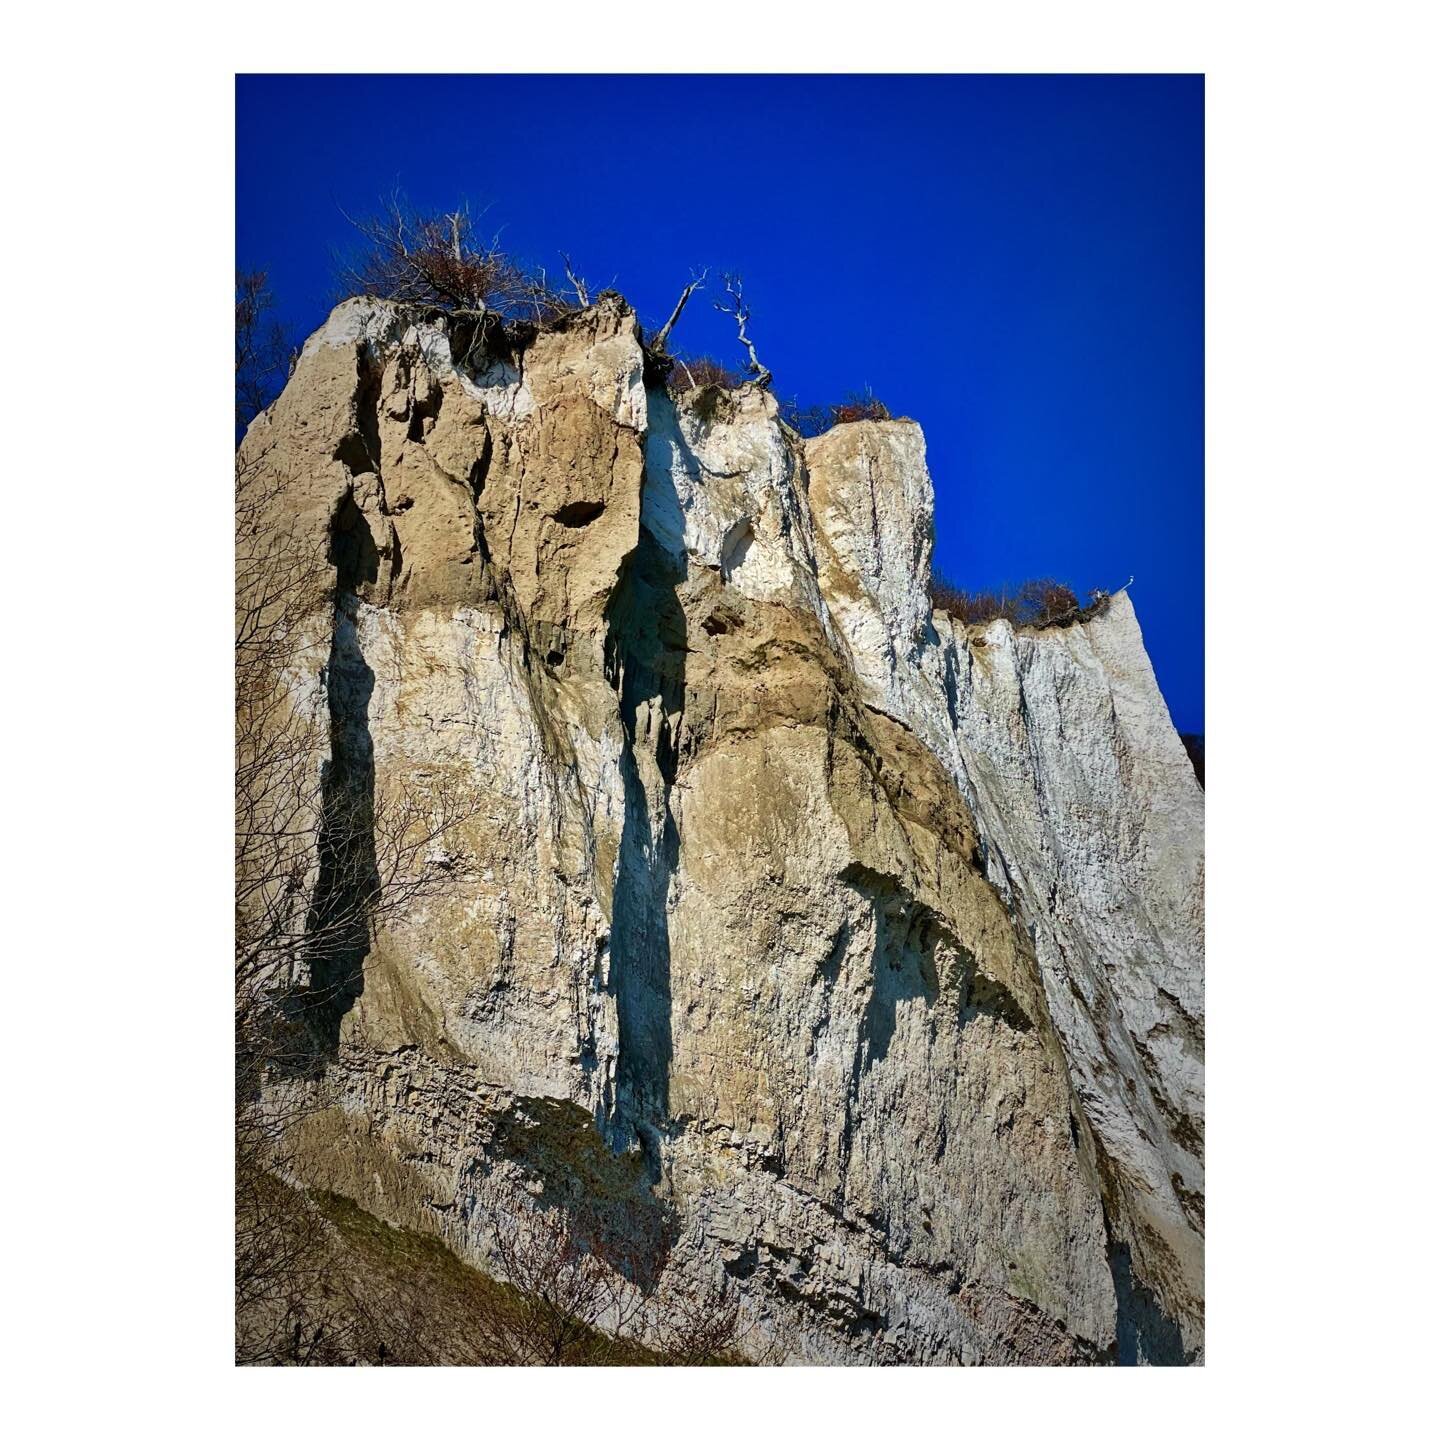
xmin=931 ymin=570 xmax=1108 ymax=629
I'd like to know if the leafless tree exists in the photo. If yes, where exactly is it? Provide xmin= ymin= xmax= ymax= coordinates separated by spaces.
xmin=236 ymin=272 xmax=293 ymax=430
xmin=650 ymin=267 xmax=708 ymax=355
xmin=714 ymin=273 xmax=772 ymax=388
xmin=456 ymin=1188 xmax=647 ymax=1365
xmin=560 ymin=253 xmax=590 ymax=308
xmin=234 ymin=1158 xmax=342 ymax=1363
xmin=235 ymin=440 xmax=474 ymax=1363
xmin=649 ymin=1280 xmax=752 ymax=1365
xmin=235 ymin=450 xmax=473 ymax=1016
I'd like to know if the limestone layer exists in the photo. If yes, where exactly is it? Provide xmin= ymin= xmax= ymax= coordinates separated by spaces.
xmin=240 ymin=295 xmax=1204 ymax=1364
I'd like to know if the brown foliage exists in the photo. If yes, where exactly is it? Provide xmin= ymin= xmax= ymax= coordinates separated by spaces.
xmin=668 ymin=354 xmax=744 ymax=393
xmin=1012 ymin=578 xmax=1085 ymax=626
xmin=781 ymin=390 xmax=891 ymax=437
xmin=336 ymin=195 xmax=579 ymax=325
xmin=832 ymin=393 xmax=891 ymax=425
xmin=931 ymin=570 xmax=1106 ymax=629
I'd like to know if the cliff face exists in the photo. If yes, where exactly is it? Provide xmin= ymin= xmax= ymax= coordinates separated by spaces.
xmin=240 ymin=294 xmax=1204 ymax=1364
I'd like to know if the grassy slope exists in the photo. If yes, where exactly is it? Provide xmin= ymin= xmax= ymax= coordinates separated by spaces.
xmin=310 ymin=1189 xmax=669 ymax=1365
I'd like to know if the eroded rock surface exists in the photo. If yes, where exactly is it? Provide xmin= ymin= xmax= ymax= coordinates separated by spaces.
xmin=239 ymin=294 xmax=1204 ymax=1364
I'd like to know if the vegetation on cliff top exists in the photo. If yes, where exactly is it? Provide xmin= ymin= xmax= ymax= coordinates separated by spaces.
xmin=930 ymin=570 xmax=1112 ymax=630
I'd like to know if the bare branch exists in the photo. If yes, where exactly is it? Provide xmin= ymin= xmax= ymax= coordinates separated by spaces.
xmin=236 ymin=272 xmax=292 ymax=430
xmin=713 ymin=273 xmax=771 ymax=388
xmin=650 ymin=267 xmax=708 ymax=355
xmin=560 ymin=253 xmax=589 ymax=308
xmin=234 ymin=436 xmax=480 ymax=1362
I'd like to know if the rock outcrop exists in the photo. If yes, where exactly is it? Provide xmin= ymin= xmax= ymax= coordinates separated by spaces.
xmin=239 ymin=293 xmax=1204 ymax=1364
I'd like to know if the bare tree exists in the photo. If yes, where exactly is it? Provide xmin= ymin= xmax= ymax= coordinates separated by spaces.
xmin=236 ymin=272 xmax=293 ymax=430
xmin=235 ymin=450 xmax=473 ymax=1016
xmin=235 ymin=441 xmax=474 ymax=1363
xmin=454 ymin=1183 xmax=766 ymax=1366
xmin=714 ymin=273 xmax=772 ymax=387
xmin=455 ymin=1188 xmax=646 ymax=1365
xmin=560 ymin=253 xmax=590 ymax=308
xmin=649 ymin=1279 xmax=752 ymax=1365
xmin=650 ymin=267 xmax=708 ymax=355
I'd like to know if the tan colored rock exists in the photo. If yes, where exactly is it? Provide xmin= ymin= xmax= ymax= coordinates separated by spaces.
xmin=243 ymin=295 xmax=1203 ymax=1365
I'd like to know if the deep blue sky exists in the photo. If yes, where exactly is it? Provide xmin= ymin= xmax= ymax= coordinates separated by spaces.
xmin=238 ymin=74 xmax=1203 ymax=732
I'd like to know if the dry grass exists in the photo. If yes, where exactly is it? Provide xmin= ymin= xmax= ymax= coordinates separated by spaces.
xmin=336 ymin=196 xmax=581 ymax=328
xmin=667 ymin=354 xmax=745 ymax=393
xmin=931 ymin=571 xmax=1109 ymax=630
xmin=781 ymin=390 xmax=891 ymax=437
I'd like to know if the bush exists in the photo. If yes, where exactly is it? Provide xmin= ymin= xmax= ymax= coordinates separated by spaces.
xmin=931 ymin=570 xmax=1105 ymax=629
xmin=1012 ymin=578 xmax=1084 ymax=626
xmin=338 ymin=196 xmax=579 ymax=326
xmin=832 ymin=392 xmax=891 ymax=425
xmin=780 ymin=390 xmax=891 ymax=438
xmin=667 ymin=355 xmax=744 ymax=393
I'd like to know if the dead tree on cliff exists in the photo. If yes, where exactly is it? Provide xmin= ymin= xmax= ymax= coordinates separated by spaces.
xmin=714 ymin=273 xmax=772 ymax=388
xmin=469 ymin=1196 xmax=646 ymax=1364
xmin=649 ymin=267 xmax=708 ymax=356
xmin=560 ymin=253 xmax=591 ymax=308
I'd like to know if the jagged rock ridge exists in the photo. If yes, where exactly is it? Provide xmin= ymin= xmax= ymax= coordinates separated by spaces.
xmin=240 ymin=293 xmax=1204 ymax=1364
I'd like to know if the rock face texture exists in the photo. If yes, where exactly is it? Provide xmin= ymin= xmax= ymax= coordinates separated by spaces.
xmin=239 ymin=294 xmax=1204 ymax=1364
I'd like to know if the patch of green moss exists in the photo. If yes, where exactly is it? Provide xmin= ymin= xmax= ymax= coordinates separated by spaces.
xmin=313 ymin=1189 xmax=497 ymax=1294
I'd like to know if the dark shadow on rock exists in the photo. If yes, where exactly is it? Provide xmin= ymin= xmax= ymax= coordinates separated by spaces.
xmin=298 ymin=492 xmax=380 ymax=1056
xmin=1108 ymin=1238 xmax=1190 ymax=1366
xmin=1179 ymin=732 xmax=1205 ymax=788
xmin=840 ymin=863 xmax=1030 ymax=1072
xmin=603 ymin=401 xmax=690 ymax=1154
xmin=489 ymin=1096 xmax=678 ymax=1290
xmin=862 ymin=915 xmax=940 ymax=1070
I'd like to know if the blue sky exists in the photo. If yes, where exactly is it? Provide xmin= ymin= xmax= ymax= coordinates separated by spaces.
xmin=238 ymin=74 xmax=1203 ymax=731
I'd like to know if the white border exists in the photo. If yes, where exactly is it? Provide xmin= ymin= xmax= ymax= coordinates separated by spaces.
xmin=5 ymin=3 xmax=1434 ymax=1434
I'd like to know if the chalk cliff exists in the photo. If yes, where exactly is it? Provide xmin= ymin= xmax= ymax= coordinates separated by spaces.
xmin=239 ymin=293 xmax=1204 ymax=1364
